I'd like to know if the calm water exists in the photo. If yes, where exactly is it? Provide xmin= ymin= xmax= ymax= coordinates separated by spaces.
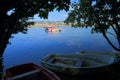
xmin=3 ymin=26 xmax=117 ymax=71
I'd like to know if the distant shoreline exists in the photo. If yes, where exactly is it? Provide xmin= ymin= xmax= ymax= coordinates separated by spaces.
xmin=29 ymin=21 xmax=71 ymax=27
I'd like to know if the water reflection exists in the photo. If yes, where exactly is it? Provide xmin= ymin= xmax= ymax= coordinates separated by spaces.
xmin=46 ymin=30 xmax=60 ymax=36
xmin=2 ymin=26 xmax=119 ymax=80
xmin=3 ymin=27 xmax=116 ymax=67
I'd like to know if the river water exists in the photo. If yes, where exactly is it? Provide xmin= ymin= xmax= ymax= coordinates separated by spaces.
xmin=3 ymin=26 xmax=119 ymax=80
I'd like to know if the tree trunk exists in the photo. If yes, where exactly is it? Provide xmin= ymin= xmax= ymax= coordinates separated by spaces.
xmin=102 ymin=33 xmax=120 ymax=51
xmin=0 ymin=23 xmax=12 ymax=79
xmin=93 ymin=11 xmax=120 ymax=52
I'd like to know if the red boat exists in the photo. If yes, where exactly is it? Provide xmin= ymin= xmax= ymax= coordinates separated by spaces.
xmin=45 ymin=26 xmax=61 ymax=32
xmin=3 ymin=63 xmax=61 ymax=80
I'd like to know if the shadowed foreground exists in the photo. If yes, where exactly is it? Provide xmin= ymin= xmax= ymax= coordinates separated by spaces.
xmin=56 ymin=71 xmax=120 ymax=80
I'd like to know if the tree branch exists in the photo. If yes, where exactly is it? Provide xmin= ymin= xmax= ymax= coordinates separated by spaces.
xmin=103 ymin=33 xmax=120 ymax=51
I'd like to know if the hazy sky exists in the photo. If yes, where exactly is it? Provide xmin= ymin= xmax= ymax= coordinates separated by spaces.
xmin=32 ymin=10 xmax=69 ymax=21
xmin=30 ymin=0 xmax=78 ymax=21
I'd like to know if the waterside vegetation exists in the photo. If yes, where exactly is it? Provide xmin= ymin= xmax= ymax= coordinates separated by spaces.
xmin=29 ymin=21 xmax=71 ymax=27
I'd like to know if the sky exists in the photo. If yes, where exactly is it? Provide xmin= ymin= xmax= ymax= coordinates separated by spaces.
xmin=31 ymin=10 xmax=69 ymax=21
xmin=30 ymin=0 xmax=78 ymax=22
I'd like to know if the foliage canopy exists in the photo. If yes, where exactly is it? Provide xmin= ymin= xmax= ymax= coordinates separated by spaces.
xmin=0 ymin=0 xmax=70 ymax=78
xmin=0 ymin=0 xmax=70 ymax=33
xmin=65 ymin=0 xmax=120 ymax=51
xmin=0 ymin=0 xmax=71 ymax=63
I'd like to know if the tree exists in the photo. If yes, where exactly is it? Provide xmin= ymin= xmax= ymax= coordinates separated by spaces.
xmin=0 ymin=0 xmax=70 ymax=54
xmin=0 ymin=0 xmax=70 ymax=79
xmin=65 ymin=0 xmax=120 ymax=51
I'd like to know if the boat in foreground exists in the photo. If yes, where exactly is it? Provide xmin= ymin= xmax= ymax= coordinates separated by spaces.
xmin=77 ymin=50 xmax=120 ymax=56
xmin=3 ymin=63 xmax=61 ymax=80
xmin=41 ymin=53 xmax=117 ymax=75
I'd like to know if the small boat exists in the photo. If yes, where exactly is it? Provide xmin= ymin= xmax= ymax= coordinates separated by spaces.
xmin=45 ymin=26 xmax=61 ymax=32
xmin=41 ymin=53 xmax=117 ymax=75
xmin=3 ymin=63 xmax=61 ymax=80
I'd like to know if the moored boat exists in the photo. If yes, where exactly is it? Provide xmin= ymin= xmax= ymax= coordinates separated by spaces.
xmin=45 ymin=26 xmax=61 ymax=32
xmin=3 ymin=63 xmax=61 ymax=80
xmin=41 ymin=53 xmax=117 ymax=75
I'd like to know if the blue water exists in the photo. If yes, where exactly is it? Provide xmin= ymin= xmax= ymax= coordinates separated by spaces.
xmin=3 ymin=26 xmax=116 ymax=70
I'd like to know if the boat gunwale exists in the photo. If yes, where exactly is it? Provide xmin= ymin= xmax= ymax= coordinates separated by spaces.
xmin=4 ymin=63 xmax=61 ymax=80
xmin=41 ymin=53 xmax=116 ymax=69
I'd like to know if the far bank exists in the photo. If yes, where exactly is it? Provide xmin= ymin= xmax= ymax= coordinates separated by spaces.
xmin=29 ymin=21 xmax=71 ymax=27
